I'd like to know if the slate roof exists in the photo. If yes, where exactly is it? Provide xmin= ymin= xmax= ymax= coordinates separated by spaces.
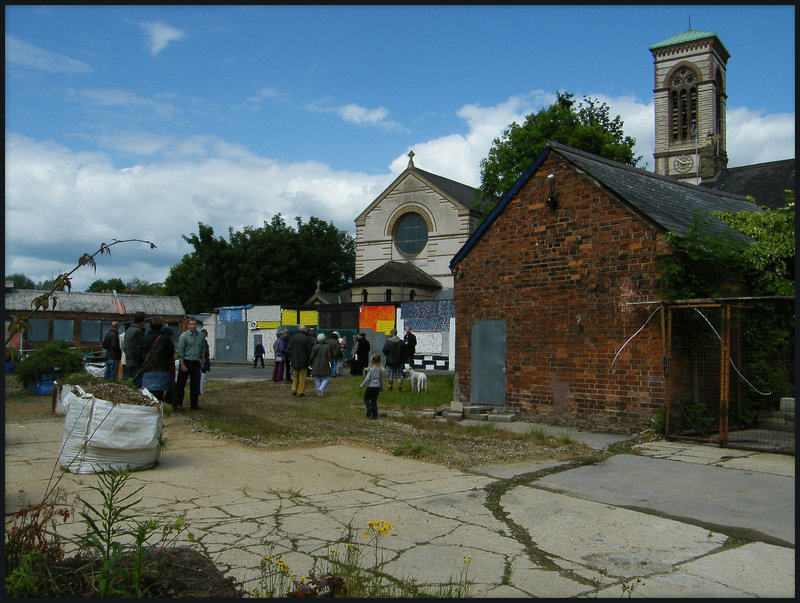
xmin=702 ymin=159 xmax=795 ymax=210
xmin=451 ymin=141 xmax=762 ymax=269
xmin=350 ymin=261 xmax=442 ymax=290
xmin=4 ymin=289 xmax=186 ymax=316
xmin=413 ymin=167 xmax=482 ymax=210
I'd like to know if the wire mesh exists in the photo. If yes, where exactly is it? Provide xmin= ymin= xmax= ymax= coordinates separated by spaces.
xmin=665 ymin=298 xmax=795 ymax=455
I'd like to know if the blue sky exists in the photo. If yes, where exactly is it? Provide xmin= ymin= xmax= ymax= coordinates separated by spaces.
xmin=5 ymin=5 xmax=795 ymax=292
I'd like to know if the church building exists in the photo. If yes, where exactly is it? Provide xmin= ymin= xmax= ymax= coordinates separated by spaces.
xmin=349 ymin=151 xmax=482 ymax=303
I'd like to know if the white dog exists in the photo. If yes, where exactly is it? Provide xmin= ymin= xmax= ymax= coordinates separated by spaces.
xmin=404 ymin=366 xmax=428 ymax=393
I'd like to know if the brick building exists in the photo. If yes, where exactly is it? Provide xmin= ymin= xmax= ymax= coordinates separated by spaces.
xmin=449 ymin=141 xmax=762 ymax=432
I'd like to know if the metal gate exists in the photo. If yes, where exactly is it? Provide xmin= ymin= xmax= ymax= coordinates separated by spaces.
xmin=664 ymin=297 xmax=795 ymax=455
xmin=214 ymin=321 xmax=248 ymax=362
xmin=470 ymin=320 xmax=506 ymax=407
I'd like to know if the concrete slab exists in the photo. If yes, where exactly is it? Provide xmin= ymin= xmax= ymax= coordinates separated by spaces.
xmin=4 ymin=414 xmax=794 ymax=598
xmin=534 ymin=453 xmax=795 ymax=546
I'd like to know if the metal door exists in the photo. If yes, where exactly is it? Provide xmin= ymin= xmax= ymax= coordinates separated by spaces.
xmin=215 ymin=321 xmax=248 ymax=362
xmin=470 ymin=320 xmax=506 ymax=407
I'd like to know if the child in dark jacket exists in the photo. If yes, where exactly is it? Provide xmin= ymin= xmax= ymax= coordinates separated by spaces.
xmin=359 ymin=353 xmax=384 ymax=419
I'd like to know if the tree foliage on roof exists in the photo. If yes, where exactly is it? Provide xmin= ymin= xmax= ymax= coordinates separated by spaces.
xmin=713 ymin=191 xmax=795 ymax=296
xmin=657 ymin=190 xmax=795 ymax=299
xmin=164 ymin=214 xmax=355 ymax=313
xmin=477 ymin=91 xmax=640 ymax=219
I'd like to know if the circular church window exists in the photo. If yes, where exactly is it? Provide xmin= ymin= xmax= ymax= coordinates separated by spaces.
xmin=394 ymin=212 xmax=428 ymax=256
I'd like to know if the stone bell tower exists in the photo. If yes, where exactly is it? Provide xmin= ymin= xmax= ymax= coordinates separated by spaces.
xmin=650 ymin=29 xmax=729 ymax=184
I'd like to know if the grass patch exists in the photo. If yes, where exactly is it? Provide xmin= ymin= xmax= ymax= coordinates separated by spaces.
xmin=5 ymin=372 xmax=597 ymax=470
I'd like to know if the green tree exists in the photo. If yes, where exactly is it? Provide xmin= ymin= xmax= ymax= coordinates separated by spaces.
xmin=125 ymin=278 xmax=165 ymax=295
xmin=477 ymin=91 xmax=640 ymax=217
xmin=85 ymin=278 xmax=165 ymax=295
xmin=86 ymin=278 xmax=127 ymax=293
xmin=5 ymin=273 xmax=36 ymax=289
xmin=164 ymin=215 xmax=355 ymax=313
xmin=713 ymin=191 xmax=795 ymax=296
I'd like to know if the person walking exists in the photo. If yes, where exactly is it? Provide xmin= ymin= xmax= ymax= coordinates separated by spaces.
xmin=102 ymin=321 xmax=121 ymax=381
xmin=176 ymin=318 xmax=206 ymax=410
xmin=253 ymin=341 xmax=266 ymax=368
xmin=272 ymin=330 xmax=288 ymax=383
xmin=403 ymin=325 xmax=417 ymax=369
xmin=139 ymin=318 xmax=179 ymax=409
xmin=382 ymin=328 xmax=405 ymax=391
xmin=123 ymin=311 xmax=147 ymax=386
xmin=328 ymin=331 xmax=343 ymax=378
xmin=200 ymin=328 xmax=211 ymax=394
xmin=359 ymin=353 xmax=384 ymax=419
xmin=310 ymin=332 xmax=333 ymax=396
xmin=287 ymin=326 xmax=313 ymax=397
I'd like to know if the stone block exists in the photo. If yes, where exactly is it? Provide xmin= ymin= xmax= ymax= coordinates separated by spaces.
xmin=442 ymin=410 xmax=464 ymax=420
xmin=487 ymin=413 xmax=519 ymax=423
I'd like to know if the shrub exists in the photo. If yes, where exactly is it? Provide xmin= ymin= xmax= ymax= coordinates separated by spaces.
xmin=15 ymin=341 xmax=86 ymax=388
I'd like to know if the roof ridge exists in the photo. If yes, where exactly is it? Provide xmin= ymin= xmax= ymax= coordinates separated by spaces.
xmin=547 ymin=141 xmax=749 ymax=203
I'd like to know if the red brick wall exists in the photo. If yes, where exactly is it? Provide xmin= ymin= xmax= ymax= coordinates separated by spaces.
xmin=453 ymin=154 xmax=671 ymax=432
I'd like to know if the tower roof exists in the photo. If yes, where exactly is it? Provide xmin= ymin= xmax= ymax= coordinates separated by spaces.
xmin=649 ymin=29 xmax=729 ymax=55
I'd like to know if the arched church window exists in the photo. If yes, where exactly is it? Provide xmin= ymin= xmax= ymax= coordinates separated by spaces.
xmin=669 ymin=67 xmax=698 ymax=142
xmin=394 ymin=212 xmax=428 ymax=256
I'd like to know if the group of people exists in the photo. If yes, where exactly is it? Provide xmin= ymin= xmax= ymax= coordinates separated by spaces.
xmin=264 ymin=324 xmax=417 ymax=420
xmin=102 ymin=314 xmax=210 ymax=413
xmin=103 ymin=320 xmax=419 ymax=418
xmin=277 ymin=326 xmax=344 ymax=397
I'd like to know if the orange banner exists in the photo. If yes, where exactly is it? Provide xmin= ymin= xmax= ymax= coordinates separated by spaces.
xmin=359 ymin=306 xmax=395 ymax=334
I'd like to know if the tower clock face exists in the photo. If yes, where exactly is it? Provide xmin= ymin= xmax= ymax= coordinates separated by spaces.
xmin=673 ymin=155 xmax=694 ymax=173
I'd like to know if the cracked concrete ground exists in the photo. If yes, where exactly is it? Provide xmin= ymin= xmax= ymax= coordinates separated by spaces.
xmin=4 ymin=416 xmax=795 ymax=598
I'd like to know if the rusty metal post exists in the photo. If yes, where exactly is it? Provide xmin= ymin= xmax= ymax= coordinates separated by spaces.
xmin=718 ymin=304 xmax=731 ymax=447
xmin=664 ymin=305 xmax=672 ymax=437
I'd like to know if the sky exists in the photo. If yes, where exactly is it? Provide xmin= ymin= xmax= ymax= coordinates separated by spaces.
xmin=4 ymin=5 xmax=795 ymax=292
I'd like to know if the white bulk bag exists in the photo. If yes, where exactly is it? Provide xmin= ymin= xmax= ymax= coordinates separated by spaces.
xmin=59 ymin=386 xmax=164 ymax=474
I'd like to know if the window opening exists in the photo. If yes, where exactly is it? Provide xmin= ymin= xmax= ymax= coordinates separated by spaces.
xmin=394 ymin=212 xmax=428 ymax=256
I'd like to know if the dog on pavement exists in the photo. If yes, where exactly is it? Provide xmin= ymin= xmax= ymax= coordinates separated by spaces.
xmin=403 ymin=366 xmax=428 ymax=393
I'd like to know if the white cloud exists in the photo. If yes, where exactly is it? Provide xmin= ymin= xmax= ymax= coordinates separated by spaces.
xmin=4 ymin=93 xmax=794 ymax=291
xmin=5 ymin=35 xmax=92 ymax=74
xmin=306 ymin=101 xmax=404 ymax=131
xmin=96 ymin=131 xmax=174 ymax=156
xmin=726 ymin=107 xmax=795 ymax=167
xmin=4 ymin=133 xmax=388 ymax=290
xmin=246 ymin=87 xmax=289 ymax=103
xmin=139 ymin=21 xmax=186 ymax=57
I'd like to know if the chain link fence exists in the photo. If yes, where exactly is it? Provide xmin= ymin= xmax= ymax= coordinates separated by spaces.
xmin=663 ymin=297 xmax=795 ymax=454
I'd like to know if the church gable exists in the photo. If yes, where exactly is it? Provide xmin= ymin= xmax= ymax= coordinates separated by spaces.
xmin=354 ymin=152 xmax=481 ymax=290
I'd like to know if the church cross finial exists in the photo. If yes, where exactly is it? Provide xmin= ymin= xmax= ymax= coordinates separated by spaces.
xmin=407 ymin=150 xmax=415 ymax=168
